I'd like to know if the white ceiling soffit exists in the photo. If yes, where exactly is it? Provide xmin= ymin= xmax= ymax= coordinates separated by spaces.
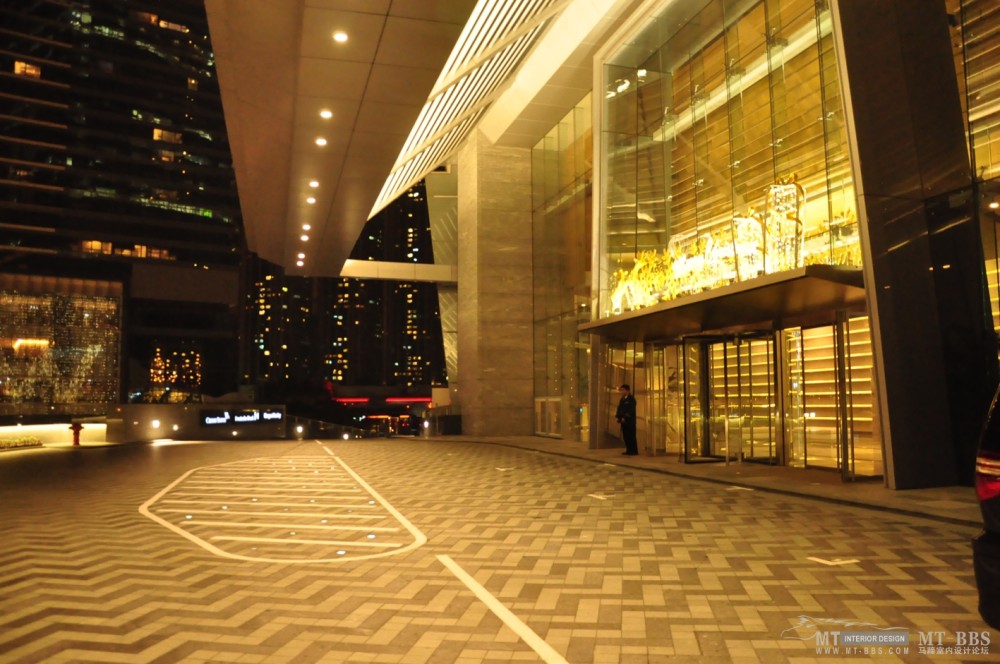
xmin=368 ymin=0 xmax=575 ymax=219
xmin=480 ymin=0 xmax=650 ymax=148
xmin=205 ymin=0 xmax=476 ymax=277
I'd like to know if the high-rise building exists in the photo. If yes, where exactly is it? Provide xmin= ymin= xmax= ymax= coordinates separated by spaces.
xmin=243 ymin=181 xmax=446 ymax=396
xmin=344 ymin=181 xmax=446 ymax=388
xmin=0 ymin=0 xmax=243 ymax=413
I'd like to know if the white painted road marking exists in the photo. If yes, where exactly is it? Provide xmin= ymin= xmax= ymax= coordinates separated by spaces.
xmin=438 ymin=555 xmax=568 ymax=664
xmin=807 ymin=556 xmax=860 ymax=566
xmin=139 ymin=448 xmax=426 ymax=563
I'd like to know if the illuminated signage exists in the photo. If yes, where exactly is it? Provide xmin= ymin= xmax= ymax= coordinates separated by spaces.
xmin=200 ymin=408 xmax=284 ymax=427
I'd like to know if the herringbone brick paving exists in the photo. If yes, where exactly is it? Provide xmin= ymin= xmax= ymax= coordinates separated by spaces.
xmin=0 ymin=439 xmax=989 ymax=662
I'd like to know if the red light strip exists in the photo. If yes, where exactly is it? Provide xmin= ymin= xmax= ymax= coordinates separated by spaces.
xmin=335 ymin=397 xmax=370 ymax=404
xmin=385 ymin=397 xmax=432 ymax=403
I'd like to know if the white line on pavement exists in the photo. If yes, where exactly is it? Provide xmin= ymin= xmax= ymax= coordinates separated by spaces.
xmin=438 ymin=554 xmax=568 ymax=664
xmin=318 ymin=442 xmax=428 ymax=556
xmin=155 ymin=508 xmax=383 ymax=519
xmin=155 ymin=499 xmax=375 ymax=508
xmin=212 ymin=535 xmax=401 ymax=548
xmin=807 ymin=556 xmax=860 ymax=566
xmin=182 ymin=520 xmax=400 ymax=532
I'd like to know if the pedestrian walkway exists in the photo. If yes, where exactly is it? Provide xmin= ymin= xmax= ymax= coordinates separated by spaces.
xmin=6 ymin=424 xmax=982 ymax=527
xmin=431 ymin=435 xmax=983 ymax=528
xmin=0 ymin=435 xmax=986 ymax=662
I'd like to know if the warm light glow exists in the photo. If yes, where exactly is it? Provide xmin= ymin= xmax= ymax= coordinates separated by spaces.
xmin=296 ymin=260 xmax=304 ymax=267
xmin=297 ymin=252 xmax=305 ymax=259
xmin=300 ymin=235 xmax=309 ymax=241
xmin=342 ymin=432 xmax=350 ymax=440
xmin=991 ymin=201 xmax=999 ymax=209
xmin=302 ymin=224 xmax=311 ymax=231
xmin=151 ymin=420 xmax=160 ymax=429
xmin=306 ymin=197 xmax=316 ymax=204
xmin=332 ymin=31 xmax=348 ymax=43
xmin=315 ymin=137 xmax=327 ymax=146
xmin=12 ymin=338 xmax=49 ymax=351
xmin=309 ymin=180 xmax=319 ymax=188
xmin=319 ymin=109 xmax=333 ymax=119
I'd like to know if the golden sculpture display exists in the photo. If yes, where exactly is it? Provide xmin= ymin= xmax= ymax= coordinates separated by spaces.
xmin=608 ymin=176 xmax=861 ymax=315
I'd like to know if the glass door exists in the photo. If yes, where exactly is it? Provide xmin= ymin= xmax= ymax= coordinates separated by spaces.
xmin=683 ymin=338 xmax=713 ymax=461
xmin=739 ymin=335 xmax=779 ymax=464
xmin=783 ymin=318 xmax=883 ymax=479
xmin=705 ymin=334 xmax=778 ymax=464
xmin=645 ymin=344 xmax=684 ymax=457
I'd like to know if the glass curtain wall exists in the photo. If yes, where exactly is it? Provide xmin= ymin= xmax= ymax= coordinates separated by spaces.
xmin=598 ymin=0 xmax=857 ymax=317
xmin=957 ymin=0 xmax=1000 ymax=340
xmin=532 ymin=95 xmax=593 ymax=440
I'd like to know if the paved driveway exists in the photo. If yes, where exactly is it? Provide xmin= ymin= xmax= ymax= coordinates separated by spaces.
xmin=0 ymin=439 xmax=988 ymax=662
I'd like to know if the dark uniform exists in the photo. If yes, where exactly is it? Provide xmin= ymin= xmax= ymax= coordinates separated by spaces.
xmin=615 ymin=386 xmax=638 ymax=456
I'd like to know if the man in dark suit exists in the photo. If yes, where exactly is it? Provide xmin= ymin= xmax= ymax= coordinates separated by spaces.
xmin=615 ymin=384 xmax=638 ymax=456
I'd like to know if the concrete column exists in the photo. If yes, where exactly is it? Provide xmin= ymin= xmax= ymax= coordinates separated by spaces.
xmin=456 ymin=129 xmax=534 ymax=436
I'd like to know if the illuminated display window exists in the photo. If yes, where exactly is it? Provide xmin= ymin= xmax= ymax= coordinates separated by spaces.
xmin=0 ymin=291 xmax=120 ymax=416
xmin=599 ymin=0 xmax=860 ymax=316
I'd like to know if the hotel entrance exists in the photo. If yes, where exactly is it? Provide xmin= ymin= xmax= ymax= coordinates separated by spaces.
xmin=643 ymin=315 xmax=881 ymax=480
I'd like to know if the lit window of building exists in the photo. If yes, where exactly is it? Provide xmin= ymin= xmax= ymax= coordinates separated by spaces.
xmin=14 ymin=61 xmax=41 ymax=78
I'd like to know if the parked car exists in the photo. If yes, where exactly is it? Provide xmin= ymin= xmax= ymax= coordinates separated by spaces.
xmin=973 ymin=383 xmax=1000 ymax=629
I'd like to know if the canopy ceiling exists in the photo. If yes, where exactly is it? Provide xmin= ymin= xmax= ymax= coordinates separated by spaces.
xmin=206 ymin=0 xmax=646 ymax=277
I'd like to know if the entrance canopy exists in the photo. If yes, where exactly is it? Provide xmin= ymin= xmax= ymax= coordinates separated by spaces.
xmin=580 ymin=265 xmax=866 ymax=342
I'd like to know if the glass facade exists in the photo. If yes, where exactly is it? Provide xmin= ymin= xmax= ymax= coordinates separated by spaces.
xmin=0 ymin=0 xmax=246 ymax=401
xmin=583 ymin=0 xmax=884 ymax=478
xmin=961 ymin=0 xmax=1000 ymax=339
xmin=531 ymin=96 xmax=593 ymax=440
xmin=0 ymin=0 xmax=242 ymax=265
xmin=598 ymin=0 xmax=857 ymax=316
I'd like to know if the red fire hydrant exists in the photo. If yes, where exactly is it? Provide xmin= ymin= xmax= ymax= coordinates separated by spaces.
xmin=69 ymin=422 xmax=83 ymax=446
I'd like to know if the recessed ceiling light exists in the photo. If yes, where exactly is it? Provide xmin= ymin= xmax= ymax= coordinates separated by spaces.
xmin=302 ymin=224 xmax=312 ymax=231
xmin=306 ymin=197 xmax=316 ymax=204
xmin=315 ymin=137 xmax=327 ymax=146
xmin=319 ymin=109 xmax=332 ymax=119
xmin=296 ymin=260 xmax=304 ymax=267
xmin=300 ymin=235 xmax=309 ymax=241
xmin=297 ymin=253 xmax=305 ymax=259
xmin=332 ymin=31 xmax=348 ymax=43
xmin=309 ymin=180 xmax=319 ymax=188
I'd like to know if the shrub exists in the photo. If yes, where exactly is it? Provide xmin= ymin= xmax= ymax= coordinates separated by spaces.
xmin=0 ymin=436 xmax=44 ymax=450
